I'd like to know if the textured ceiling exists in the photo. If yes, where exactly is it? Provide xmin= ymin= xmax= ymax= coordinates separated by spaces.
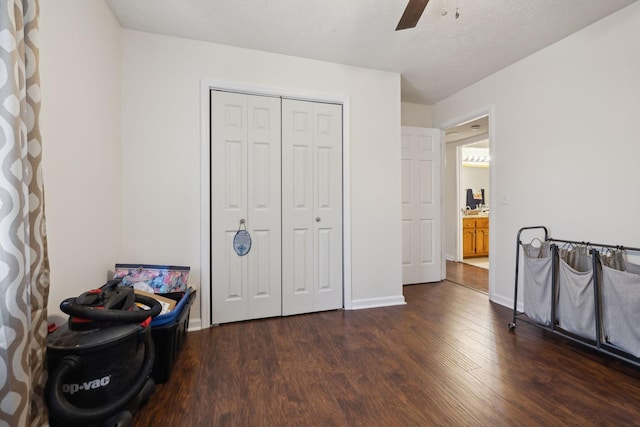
xmin=105 ymin=0 xmax=637 ymax=104
xmin=446 ymin=116 xmax=488 ymax=144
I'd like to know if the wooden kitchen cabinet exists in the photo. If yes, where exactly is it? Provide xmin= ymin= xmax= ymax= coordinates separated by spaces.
xmin=462 ymin=218 xmax=476 ymax=257
xmin=462 ymin=217 xmax=489 ymax=258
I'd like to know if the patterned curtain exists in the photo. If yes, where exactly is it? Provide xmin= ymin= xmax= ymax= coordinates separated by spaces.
xmin=0 ymin=0 xmax=50 ymax=426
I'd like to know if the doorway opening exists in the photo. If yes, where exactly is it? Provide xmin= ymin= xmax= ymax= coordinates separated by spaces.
xmin=444 ymin=115 xmax=490 ymax=294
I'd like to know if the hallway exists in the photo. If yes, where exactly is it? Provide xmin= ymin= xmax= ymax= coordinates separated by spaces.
xmin=446 ymin=260 xmax=488 ymax=293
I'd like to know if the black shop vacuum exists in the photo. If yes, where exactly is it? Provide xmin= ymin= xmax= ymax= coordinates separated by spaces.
xmin=46 ymin=279 xmax=162 ymax=427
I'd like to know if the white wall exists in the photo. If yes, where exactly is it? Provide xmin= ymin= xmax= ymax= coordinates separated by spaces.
xmin=401 ymin=102 xmax=434 ymax=127
xmin=39 ymin=1 xmax=122 ymax=321
xmin=435 ymin=1 xmax=640 ymax=308
xmin=444 ymin=143 xmax=458 ymax=260
xmin=120 ymin=30 xmax=404 ymax=325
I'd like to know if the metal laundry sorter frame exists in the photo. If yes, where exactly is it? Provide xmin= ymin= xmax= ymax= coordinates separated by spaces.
xmin=509 ymin=225 xmax=640 ymax=369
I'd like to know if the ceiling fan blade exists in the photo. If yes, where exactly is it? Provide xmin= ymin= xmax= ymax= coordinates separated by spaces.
xmin=396 ymin=0 xmax=430 ymax=31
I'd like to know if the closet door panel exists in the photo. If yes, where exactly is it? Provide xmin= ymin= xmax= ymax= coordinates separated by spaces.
xmin=293 ymin=145 xmax=311 ymax=208
xmin=282 ymin=99 xmax=342 ymax=315
xmin=212 ymin=92 xmax=342 ymax=323
xmin=312 ymin=102 xmax=343 ymax=311
xmin=224 ymin=230 xmax=246 ymax=301
xmin=317 ymin=228 xmax=332 ymax=290
xmin=282 ymin=100 xmax=314 ymax=314
xmin=250 ymin=229 xmax=273 ymax=297
xmin=292 ymin=228 xmax=313 ymax=295
xmin=247 ymin=95 xmax=282 ymax=319
xmin=251 ymin=143 xmax=270 ymax=208
xmin=402 ymin=220 xmax=413 ymax=267
xmin=212 ymin=91 xmax=249 ymax=323
xmin=211 ymin=91 xmax=281 ymax=324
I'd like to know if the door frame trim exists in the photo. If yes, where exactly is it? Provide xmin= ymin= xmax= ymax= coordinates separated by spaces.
xmin=200 ymin=79 xmax=352 ymax=327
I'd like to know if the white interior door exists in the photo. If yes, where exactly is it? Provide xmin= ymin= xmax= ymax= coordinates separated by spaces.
xmin=282 ymin=99 xmax=343 ymax=315
xmin=401 ymin=126 xmax=443 ymax=284
xmin=211 ymin=91 xmax=282 ymax=324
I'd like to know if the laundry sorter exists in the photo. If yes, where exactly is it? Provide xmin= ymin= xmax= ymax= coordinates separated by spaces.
xmin=509 ymin=225 xmax=640 ymax=368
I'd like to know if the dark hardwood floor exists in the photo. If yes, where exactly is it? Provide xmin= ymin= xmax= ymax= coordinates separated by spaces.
xmin=134 ymin=276 xmax=640 ymax=426
xmin=446 ymin=259 xmax=488 ymax=294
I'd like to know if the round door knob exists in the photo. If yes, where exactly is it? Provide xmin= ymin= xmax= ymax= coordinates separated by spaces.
xmin=316 ymin=217 xmax=321 ymax=222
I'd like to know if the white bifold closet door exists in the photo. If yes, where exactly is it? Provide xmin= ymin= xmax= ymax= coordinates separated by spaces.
xmin=281 ymin=99 xmax=343 ymax=316
xmin=211 ymin=91 xmax=343 ymax=324
xmin=211 ymin=91 xmax=282 ymax=324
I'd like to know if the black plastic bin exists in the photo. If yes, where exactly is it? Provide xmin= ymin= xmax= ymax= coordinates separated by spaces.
xmin=150 ymin=287 xmax=196 ymax=384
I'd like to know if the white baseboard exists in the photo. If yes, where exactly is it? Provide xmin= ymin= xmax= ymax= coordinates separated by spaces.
xmin=349 ymin=295 xmax=406 ymax=310
xmin=489 ymin=293 xmax=521 ymax=312
xmin=188 ymin=317 xmax=203 ymax=332
xmin=187 ymin=295 xmax=411 ymax=329
xmin=446 ymin=254 xmax=456 ymax=261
